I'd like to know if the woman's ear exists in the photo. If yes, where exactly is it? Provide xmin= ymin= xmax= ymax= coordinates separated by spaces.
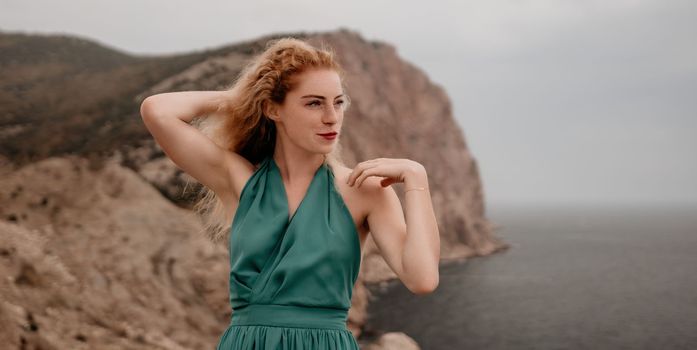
xmin=264 ymin=101 xmax=280 ymax=121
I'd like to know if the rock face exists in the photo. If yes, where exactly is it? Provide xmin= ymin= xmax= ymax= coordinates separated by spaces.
xmin=0 ymin=156 xmax=230 ymax=349
xmin=0 ymin=28 xmax=509 ymax=348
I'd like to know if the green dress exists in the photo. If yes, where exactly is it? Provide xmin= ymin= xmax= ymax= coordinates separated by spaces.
xmin=216 ymin=154 xmax=362 ymax=349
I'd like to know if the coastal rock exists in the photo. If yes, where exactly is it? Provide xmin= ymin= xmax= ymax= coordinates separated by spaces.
xmin=361 ymin=332 xmax=421 ymax=350
xmin=0 ymin=156 xmax=228 ymax=349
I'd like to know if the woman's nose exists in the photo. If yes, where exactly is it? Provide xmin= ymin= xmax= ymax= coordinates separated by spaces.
xmin=323 ymin=104 xmax=339 ymax=122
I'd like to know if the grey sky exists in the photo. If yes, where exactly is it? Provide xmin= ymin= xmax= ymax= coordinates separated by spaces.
xmin=2 ymin=0 xmax=695 ymax=207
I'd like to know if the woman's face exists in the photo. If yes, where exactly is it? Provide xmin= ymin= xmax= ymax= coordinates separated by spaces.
xmin=271 ymin=68 xmax=347 ymax=154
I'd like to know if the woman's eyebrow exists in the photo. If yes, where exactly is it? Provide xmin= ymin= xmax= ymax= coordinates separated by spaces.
xmin=301 ymin=94 xmax=344 ymax=99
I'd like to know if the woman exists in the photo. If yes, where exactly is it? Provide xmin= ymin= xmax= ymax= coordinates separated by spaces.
xmin=140 ymin=37 xmax=440 ymax=349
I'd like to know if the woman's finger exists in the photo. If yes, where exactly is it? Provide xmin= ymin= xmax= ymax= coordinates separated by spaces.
xmin=354 ymin=164 xmax=380 ymax=188
xmin=348 ymin=160 xmax=378 ymax=185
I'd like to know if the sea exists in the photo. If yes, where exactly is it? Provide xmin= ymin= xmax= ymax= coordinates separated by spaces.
xmin=362 ymin=203 xmax=697 ymax=350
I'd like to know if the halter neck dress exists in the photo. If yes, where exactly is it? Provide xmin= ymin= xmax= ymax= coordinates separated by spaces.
xmin=216 ymin=154 xmax=362 ymax=350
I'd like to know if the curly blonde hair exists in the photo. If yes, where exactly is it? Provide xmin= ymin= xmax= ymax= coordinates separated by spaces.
xmin=190 ymin=37 xmax=352 ymax=244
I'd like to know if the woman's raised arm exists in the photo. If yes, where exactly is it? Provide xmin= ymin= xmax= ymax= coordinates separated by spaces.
xmin=139 ymin=91 xmax=253 ymax=204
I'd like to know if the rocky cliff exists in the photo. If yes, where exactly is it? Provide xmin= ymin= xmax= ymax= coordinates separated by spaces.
xmin=0 ymin=28 xmax=508 ymax=349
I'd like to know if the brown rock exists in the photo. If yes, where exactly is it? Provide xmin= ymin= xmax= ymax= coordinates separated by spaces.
xmin=361 ymin=332 xmax=421 ymax=350
xmin=0 ymin=156 xmax=229 ymax=349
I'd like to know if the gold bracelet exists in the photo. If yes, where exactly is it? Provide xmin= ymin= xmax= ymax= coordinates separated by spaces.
xmin=405 ymin=187 xmax=427 ymax=193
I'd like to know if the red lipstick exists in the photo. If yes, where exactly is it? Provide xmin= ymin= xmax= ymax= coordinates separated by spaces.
xmin=318 ymin=132 xmax=337 ymax=140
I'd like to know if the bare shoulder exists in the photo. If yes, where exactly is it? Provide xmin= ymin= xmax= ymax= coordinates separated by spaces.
xmin=330 ymin=163 xmax=394 ymax=224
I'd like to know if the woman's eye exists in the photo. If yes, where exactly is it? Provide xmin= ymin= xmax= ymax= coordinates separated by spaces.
xmin=307 ymin=100 xmax=345 ymax=108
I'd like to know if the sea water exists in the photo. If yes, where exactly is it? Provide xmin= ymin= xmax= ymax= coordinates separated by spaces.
xmin=363 ymin=203 xmax=697 ymax=350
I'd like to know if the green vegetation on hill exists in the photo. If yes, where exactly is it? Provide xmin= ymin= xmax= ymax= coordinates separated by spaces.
xmin=0 ymin=30 xmax=292 ymax=165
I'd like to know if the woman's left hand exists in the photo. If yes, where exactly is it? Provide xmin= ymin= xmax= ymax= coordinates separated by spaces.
xmin=347 ymin=158 xmax=426 ymax=188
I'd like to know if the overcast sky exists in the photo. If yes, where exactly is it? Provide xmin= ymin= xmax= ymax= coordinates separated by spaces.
xmin=2 ymin=0 xmax=695 ymax=207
